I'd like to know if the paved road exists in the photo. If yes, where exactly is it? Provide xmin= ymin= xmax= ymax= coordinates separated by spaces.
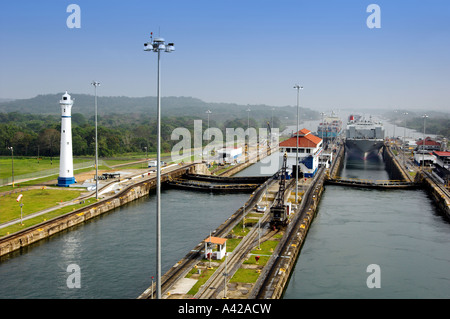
xmin=0 ymin=163 xmax=187 ymax=230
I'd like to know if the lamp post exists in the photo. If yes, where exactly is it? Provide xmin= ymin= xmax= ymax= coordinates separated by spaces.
xmin=206 ymin=110 xmax=211 ymax=163
xmin=422 ymin=114 xmax=428 ymax=170
xmin=320 ymin=112 xmax=325 ymax=148
xmin=246 ymin=107 xmax=251 ymax=161
xmin=293 ymin=84 xmax=303 ymax=203
xmin=91 ymin=81 xmax=100 ymax=200
xmin=403 ymin=112 xmax=408 ymax=168
xmin=206 ymin=110 xmax=212 ymax=139
xmin=144 ymin=33 xmax=175 ymax=299
xmin=143 ymin=146 xmax=148 ymax=168
xmin=223 ymin=252 xmax=228 ymax=299
xmin=393 ymin=110 xmax=397 ymax=140
xmin=8 ymin=146 xmax=14 ymax=188
xmin=271 ymin=108 xmax=274 ymax=129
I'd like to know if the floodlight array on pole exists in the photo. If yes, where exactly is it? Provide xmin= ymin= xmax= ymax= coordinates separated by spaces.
xmin=293 ymin=84 xmax=303 ymax=203
xmin=206 ymin=110 xmax=212 ymax=163
xmin=91 ymin=81 xmax=100 ymax=200
xmin=403 ymin=112 xmax=408 ymax=168
xmin=422 ymin=114 xmax=428 ymax=170
xmin=144 ymin=33 xmax=175 ymax=299
xmin=8 ymin=146 xmax=14 ymax=188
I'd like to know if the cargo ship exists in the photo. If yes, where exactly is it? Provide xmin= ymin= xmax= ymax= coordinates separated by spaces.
xmin=317 ymin=111 xmax=343 ymax=142
xmin=345 ymin=115 xmax=385 ymax=159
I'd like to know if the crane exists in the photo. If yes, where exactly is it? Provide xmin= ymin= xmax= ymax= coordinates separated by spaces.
xmin=267 ymin=121 xmax=272 ymax=150
xmin=270 ymin=152 xmax=289 ymax=228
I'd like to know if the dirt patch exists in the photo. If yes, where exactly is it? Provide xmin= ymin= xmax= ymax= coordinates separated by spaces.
xmin=43 ymin=169 xmax=116 ymax=185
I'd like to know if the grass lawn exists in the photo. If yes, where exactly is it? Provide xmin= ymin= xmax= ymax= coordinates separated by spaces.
xmin=225 ymin=238 xmax=242 ymax=252
xmin=244 ymin=240 xmax=279 ymax=266
xmin=0 ymin=188 xmax=83 ymax=223
xmin=0 ymin=157 xmax=91 ymax=179
xmin=0 ymin=196 xmax=97 ymax=237
xmin=0 ymin=164 xmax=111 ymax=192
xmin=186 ymin=266 xmax=217 ymax=296
xmin=231 ymin=221 xmax=252 ymax=237
xmin=251 ymin=240 xmax=279 ymax=256
xmin=230 ymin=268 xmax=260 ymax=283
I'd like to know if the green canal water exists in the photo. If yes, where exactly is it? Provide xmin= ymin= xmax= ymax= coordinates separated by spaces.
xmin=0 ymin=151 xmax=448 ymax=298
xmin=283 ymin=154 xmax=450 ymax=298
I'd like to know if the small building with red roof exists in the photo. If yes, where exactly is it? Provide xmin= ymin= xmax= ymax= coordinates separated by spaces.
xmin=416 ymin=137 xmax=441 ymax=151
xmin=279 ymin=128 xmax=323 ymax=177
xmin=204 ymin=236 xmax=227 ymax=260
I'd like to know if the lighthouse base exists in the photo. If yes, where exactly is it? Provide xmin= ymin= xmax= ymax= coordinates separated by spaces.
xmin=57 ymin=176 xmax=76 ymax=187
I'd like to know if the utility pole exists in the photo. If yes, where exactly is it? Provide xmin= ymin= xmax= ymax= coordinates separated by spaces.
xmin=8 ymin=146 xmax=14 ymax=188
xmin=293 ymin=85 xmax=303 ymax=203
xmin=92 ymin=81 xmax=100 ymax=200
xmin=144 ymin=34 xmax=175 ymax=299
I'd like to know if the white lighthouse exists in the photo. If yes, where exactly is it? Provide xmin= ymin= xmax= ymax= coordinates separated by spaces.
xmin=57 ymin=92 xmax=76 ymax=187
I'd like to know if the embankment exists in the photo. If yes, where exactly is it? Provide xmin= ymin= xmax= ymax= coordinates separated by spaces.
xmin=416 ymin=171 xmax=450 ymax=219
xmin=0 ymin=164 xmax=196 ymax=257
xmin=251 ymin=168 xmax=326 ymax=299
xmin=383 ymin=145 xmax=412 ymax=182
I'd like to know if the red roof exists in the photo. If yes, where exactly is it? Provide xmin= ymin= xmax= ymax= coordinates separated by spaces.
xmin=205 ymin=236 xmax=227 ymax=245
xmin=433 ymin=151 xmax=450 ymax=157
xmin=280 ymin=129 xmax=322 ymax=148
xmin=293 ymin=128 xmax=312 ymax=136
xmin=416 ymin=138 xmax=440 ymax=146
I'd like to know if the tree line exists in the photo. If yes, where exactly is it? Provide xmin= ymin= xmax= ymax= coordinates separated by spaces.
xmin=0 ymin=112 xmax=284 ymax=158
xmin=404 ymin=117 xmax=450 ymax=140
xmin=385 ymin=110 xmax=450 ymax=141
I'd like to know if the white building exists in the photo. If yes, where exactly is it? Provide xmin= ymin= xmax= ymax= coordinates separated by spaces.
xmin=217 ymin=147 xmax=242 ymax=164
xmin=432 ymin=151 xmax=450 ymax=185
xmin=57 ymin=92 xmax=76 ymax=187
xmin=279 ymin=128 xmax=323 ymax=178
xmin=433 ymin=151 xmax=450 ymax=170
xmin=413 ymin=150 xmax=436 ymax=167
xmin=204 ymin=236 xmax=227 ymax=260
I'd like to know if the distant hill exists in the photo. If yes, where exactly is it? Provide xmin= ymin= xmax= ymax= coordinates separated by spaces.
xmin=0 ymin=94 xmax=319 ymax=124
xmin=0 ymin=98 xmax=15 ymax=103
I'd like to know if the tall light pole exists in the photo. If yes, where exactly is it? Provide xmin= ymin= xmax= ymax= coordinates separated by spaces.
xmin=403 ymin=112 xmax=408 ymax=168
xmin=271 ymin=108 xmax=274 ymax=129
xmin=206 ymin=110 xmax=212 ymax=163
xmin=206 ymin=110 xmax=212 ymax=139
xmin=144 ymin=146 xmax=148 ymax=168
xmin=393 ymin=110 xmax=397 ymax=140
xmin=91 ymin=81 xmax=100 ymax=200
xmin=8 ymin=146 xmax=14 ymax=188
xmin=320 ymin=112 xmax=325 ymax=148
xmin=144 ymin=33 xmax=175 ymax=299
xmin=246 ymin=107 xmax=251 ymax=161
xmin=293 ymin=84 xmax=303 ymax=203
xmin=422 ymin=114 xmax=428 ymax=170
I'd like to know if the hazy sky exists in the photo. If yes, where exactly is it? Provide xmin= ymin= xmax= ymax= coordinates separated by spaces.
xmin=0 ymin=0 xmax=449 ymax=111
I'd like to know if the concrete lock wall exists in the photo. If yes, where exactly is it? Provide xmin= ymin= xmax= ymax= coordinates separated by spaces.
xmin=416 ymin=172 xmax=450 ymax=219
xmin=329 ymin=145 xmax=344 ymax=179
xmin=383 ymin=146 xmax=411 ymax=182
xmin=0 ymin=165 xmax=191 ymax=257
xmin=270 ymin=182 xmax=324 ymax=299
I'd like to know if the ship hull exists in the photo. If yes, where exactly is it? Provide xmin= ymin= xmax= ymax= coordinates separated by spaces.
xmin=317 ymin=129 xmax=343 ymax=140
xmin=345 ymin=139 xmax=384 ymax=160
